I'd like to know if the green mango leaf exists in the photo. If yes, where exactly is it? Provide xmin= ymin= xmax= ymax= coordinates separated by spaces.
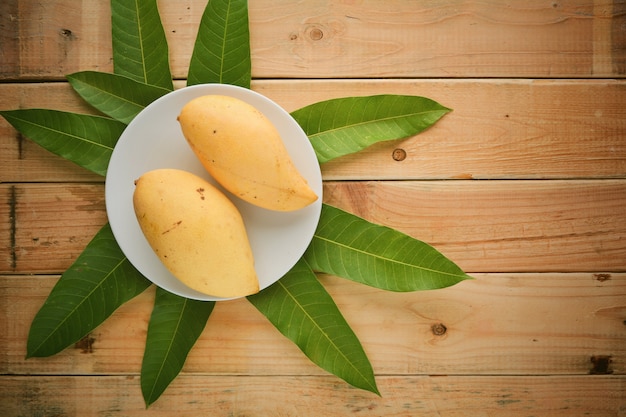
xmin=0 ymin=109 xmax=125 ymax=176
xmin=26 ymin=223 xmax=152 ymax=358
xmin=291 ymin=95 xmax=451 ymax=163
xmin=187 ymin=0 xmax=251 ymax=88
xmin=141 ymin=288 xmax=215 ymax=407
xmin=248 ymin=258 xmax=379 ymax=395
xmin=305 ymin=204 xmax=472 ymax=291
xmin=111 ymin=0 xmax=173 ymax=90
xmin=67 ymin=71 xmax=171 ymax=124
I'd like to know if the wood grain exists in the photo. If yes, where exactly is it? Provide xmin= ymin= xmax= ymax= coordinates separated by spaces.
xmin=1 ymin=0 xmax=624 ymax=80
xmin=257 ymin=79 xmax=626 ymax=181
xmin=2 ymin=1 xmax=625 ymax=415
xmin=323 ymin=180 xmax=626 ymax=273
xmin=1 ymin=79 xmax=625 ymax=182
xmin=2 ymin=274 xmax=624 ymax=376
xmin=2 ymin=180 xmax=624 ymax=274
xmin=1 ymin=375 xmax=624 ymax=416
xmin=0 ymin=82 xmax=103 ymax=182
xmin=0 ymin=184 xmax=106 ymax=273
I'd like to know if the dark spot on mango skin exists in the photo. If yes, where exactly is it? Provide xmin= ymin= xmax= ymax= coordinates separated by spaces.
xmin=162 ymin=220 xmax=183 ymax=234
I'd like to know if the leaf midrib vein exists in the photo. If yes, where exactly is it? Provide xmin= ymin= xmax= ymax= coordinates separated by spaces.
xmin=277 ymin=265 xmax=376 ymax=392
xmin=312 ymin=234 xmax=464 ymax=279
xmin=7 ymin=116 xmax=114 ymax=151
xmin=146 ymin=298 xmax=187 ymax=401
xmin=219 ymin=0 xmax=232 ymax=83
xmin=134 ymin=0 xmax=149 ymax=84
xmin=71 ymin=78 xmax=144 ymax=110
xmin=29 ymin=257 xmax=127 ymax=357
xmin=307 ymin=109 xmax=446 ymax=139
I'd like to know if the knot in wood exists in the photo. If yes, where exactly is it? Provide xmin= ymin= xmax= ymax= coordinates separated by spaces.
xmin=593 ymin=273 xmax=611 ymax=282
xmin=590 ymin=355 xmax=613 ymax=374
xmin=60 ymin=28 xmax=74 ymax=38
xmin=431 ymin=323 xmax=447 ymax=336
xmin=309 ymin=28 xmax=324 ymax=41
xmin=392 ymin=148 xmax=407 ymax=161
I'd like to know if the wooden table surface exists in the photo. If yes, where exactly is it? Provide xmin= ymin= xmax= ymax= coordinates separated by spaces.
xmin=1 ymin=1 xmax=625 ymax=415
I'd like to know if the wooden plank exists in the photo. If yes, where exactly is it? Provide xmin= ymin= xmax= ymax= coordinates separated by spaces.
xmin=2 ymin=79 xmax=625 ymax=183
xmin=2 ymin=274 xmax=624 ymax=376
xmin=0 ymin=2 xmax=20 ymax=79
xmin=1 ymin=0 xmax=113 ymax=80
xmin=1 ymin=374 xmax=624 ymax=416
xmin=2 ymin=180 xmax=624 ymax=274
xmin=249 ymin=0 xmax=626 ymax=79
xmin=0 ymin=184 xmax=107 ymax=273
xmin=0 ymin=82 xmax=105 ymax=182
xmin=323 ymin=179 xmax=626 ymax=273
xmin=2 ymin=0 xmax=624 ymax=80
xmin=257 ymin=79 xmax=626 ymax=181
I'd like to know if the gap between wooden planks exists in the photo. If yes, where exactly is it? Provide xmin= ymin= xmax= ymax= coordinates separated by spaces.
xmin=1 ymin=274 xmax=624 ymax=376
xmin=1 ymin=180 xmax=624 ymax=274
xmin=1 ymin=79 xmax=625 ymax=182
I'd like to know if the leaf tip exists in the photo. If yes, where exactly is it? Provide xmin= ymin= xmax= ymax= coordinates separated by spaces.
xmin=143 ymin=397 xmax=155 ymax=409
xmin=24 ymin=346 xmax=47 ymax=360
xmin=142 ymin=383 xmax=160 ymax=409
xmin=462 ymin=273 xmax=475 ymax=281
xmin=347 ymin=376 xmax=381 ymax=397
xmin=25 ymin=338 xmax=45 ymax=359
xmin=370 ymin=384 xmax=382 ymax=397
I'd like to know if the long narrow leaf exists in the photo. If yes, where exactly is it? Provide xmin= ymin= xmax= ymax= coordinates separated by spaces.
xmin=291 ymin=95 xmax=451 ymax=163
xmin=67 ymin=71 xmax=171 ymax=124
xmin=141 ymin=288 xmax=215 ymax=407
xmin=0 ymin=109 xmax=125 ymax=176
xmin=111 ymin=0 xmax=173 ymax=90
xmin=305 ymin=204 xmax=472 ymax=291
xmin=248 ymin=258 xmax=379 ymax=395
xmin=187 ymin=0 xmax=251 ymax=88
xmin=26 ymin=223 xmax=152 ymax=358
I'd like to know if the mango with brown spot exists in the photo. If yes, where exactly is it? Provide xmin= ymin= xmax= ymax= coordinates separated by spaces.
xmin=133 ymin=168 xmax=259 ymax=298
xmin=178 ymin=95 xmax=318 ymax=211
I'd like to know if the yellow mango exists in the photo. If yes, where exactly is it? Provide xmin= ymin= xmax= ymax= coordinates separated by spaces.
xmin=177 ymin=95 xmax=318 ymax=211
xmin=133 ymin=168 xmax=259 ymax=298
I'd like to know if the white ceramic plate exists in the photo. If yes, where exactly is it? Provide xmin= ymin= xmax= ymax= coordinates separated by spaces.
xmin=105 ymin=84 xmax=323 ymax=301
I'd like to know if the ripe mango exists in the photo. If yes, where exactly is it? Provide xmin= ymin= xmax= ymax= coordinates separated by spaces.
xmin=133 ymin=168 xmax=259 ymax=298
xmin=177 ymin=95 xmax=318 ymax=211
